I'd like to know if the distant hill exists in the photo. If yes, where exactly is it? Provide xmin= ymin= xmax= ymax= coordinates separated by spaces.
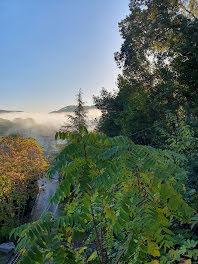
xmin=0 ymin=110 xmax=23 ymax=114
xmin=50 ymin=105 xmax=96 ymax=113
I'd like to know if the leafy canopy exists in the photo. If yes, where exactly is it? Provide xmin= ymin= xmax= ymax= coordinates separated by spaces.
xmin=12 ymin=128 xmax=195 ymax=264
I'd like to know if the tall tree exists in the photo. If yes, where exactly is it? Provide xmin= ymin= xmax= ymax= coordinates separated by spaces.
xmin=63 ymin=89 xmax=88 ymax=133
xmin=94 ymin=0 xmax=198 ymax=193
xmin=94 ymin=0 xmax=198 ymax=145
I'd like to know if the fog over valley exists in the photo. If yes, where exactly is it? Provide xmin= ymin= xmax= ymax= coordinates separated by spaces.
xmin=0 ymin=109 xmax=101 ymax=155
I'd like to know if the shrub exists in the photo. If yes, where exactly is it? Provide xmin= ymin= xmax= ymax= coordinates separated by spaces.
xmin=0 ymin=136 xmax=48 ymax=241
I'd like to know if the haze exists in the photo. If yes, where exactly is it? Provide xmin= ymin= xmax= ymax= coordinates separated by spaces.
xmin=0 ymin=110 xmax=101 ymax=154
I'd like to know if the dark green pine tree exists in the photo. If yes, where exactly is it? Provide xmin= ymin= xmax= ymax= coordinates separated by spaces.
xmin=63 ymin=89 xmax=88 ymax=133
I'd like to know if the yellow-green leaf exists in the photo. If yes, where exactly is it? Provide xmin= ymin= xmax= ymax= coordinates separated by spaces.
xmin=146 ymin=261 xmax=159 ymax=264
xmin=147 ymin=242 xmax=160 ymax=257
xmin=88 ymin=250 xmax=97 ymax=262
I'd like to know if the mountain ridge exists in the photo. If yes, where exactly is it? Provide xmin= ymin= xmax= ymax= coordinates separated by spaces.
xmin=0 ymin=110 xmax=23 ymax=114
xmin=50 ymin=105 xmax=96 ymax=113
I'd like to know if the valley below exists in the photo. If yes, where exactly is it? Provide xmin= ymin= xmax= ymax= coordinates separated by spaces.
xmin=0 ymin=109 xmax=101 ymax=156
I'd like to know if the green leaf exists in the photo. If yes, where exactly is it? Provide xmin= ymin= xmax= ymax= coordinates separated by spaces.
xmin=87 ymin=250 xmax=97 ymax=262
xmin=147 ymin=242 xmax=160 ymax=257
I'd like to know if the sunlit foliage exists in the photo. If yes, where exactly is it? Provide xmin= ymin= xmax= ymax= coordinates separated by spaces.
xmin=0 ymin=136 xmax=48 ymax=240
xmin=12 ymin=128 xmax=197 ymax=263
xmin=94 ymin=0 xmax=198 ymax=192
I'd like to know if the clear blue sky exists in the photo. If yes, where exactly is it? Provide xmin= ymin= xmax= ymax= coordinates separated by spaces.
xmin=0 ymin=0 xmax=129 ymax=112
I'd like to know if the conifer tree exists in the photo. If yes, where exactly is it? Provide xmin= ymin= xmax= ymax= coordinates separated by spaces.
xmin=63 ymin=89 xmax=88 ymax=133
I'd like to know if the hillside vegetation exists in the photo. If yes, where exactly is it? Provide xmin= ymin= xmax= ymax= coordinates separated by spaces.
xmin=12 ymin=129 xmax=197 ymax=263
xmin=2 ymin=0 xmax=198 ymax=263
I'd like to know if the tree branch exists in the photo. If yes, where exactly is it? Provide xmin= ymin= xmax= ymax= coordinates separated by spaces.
xmin=115 ymin=249 xmax=126 ymax=264
xmin=180 ymin=3 xmax=196 ymax=18
xmin=100 ymin=206 xmax=106 ymax=262
xmin=83 ymin=144 xmax=87 ymax=160
xmin=90 ymin=203 xmax=104 ymax=264
xmin=134 ymin=166 xmax=141 ymax=196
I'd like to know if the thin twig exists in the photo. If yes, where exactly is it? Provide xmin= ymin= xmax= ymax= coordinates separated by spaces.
xmin=115 ymin=249 xmax=126 ymax=264
xmin=83 ymin=143 xmax=87 ymax=160
xmin=90 ymin=203 xmax=104 ymax=264
xmin=179 ymin=3 xmax=196 ymax=18
xmin=135 ymin=195 xmax=148 ymax=208
xmin=134 ymin=166 xmax=141 ymax=196
xmin=149 ymin=176 xmax=154 ymax=191
xmin=100 ymin=206 xmax=105 ymax=262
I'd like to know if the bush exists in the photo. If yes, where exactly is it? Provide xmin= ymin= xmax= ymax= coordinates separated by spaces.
xmin=0 ymin=136 xmax=48 ymax=241
xmin=12 ymin=129 xmax=197 ymax=263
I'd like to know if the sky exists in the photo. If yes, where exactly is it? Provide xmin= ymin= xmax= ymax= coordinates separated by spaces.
xmin=0 ymin=0 xmax=129 ymax=112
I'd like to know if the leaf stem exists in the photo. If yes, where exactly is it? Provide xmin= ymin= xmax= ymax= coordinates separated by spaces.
xmin=115 ymin=249 xmax=126 ymax=264
xmin=90 ymin=202 xmax=104 ymax=264
xmin=134 ymin=166 xmax=141 ymax=196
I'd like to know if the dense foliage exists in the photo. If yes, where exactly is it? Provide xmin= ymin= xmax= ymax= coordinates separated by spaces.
xmin=0 ymin=136 xmax=48 ymax=241
xmin=13 ymin=129 xmax=197 ymax=263
xmin=93 ymin=0 xmax=198 ymax=192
